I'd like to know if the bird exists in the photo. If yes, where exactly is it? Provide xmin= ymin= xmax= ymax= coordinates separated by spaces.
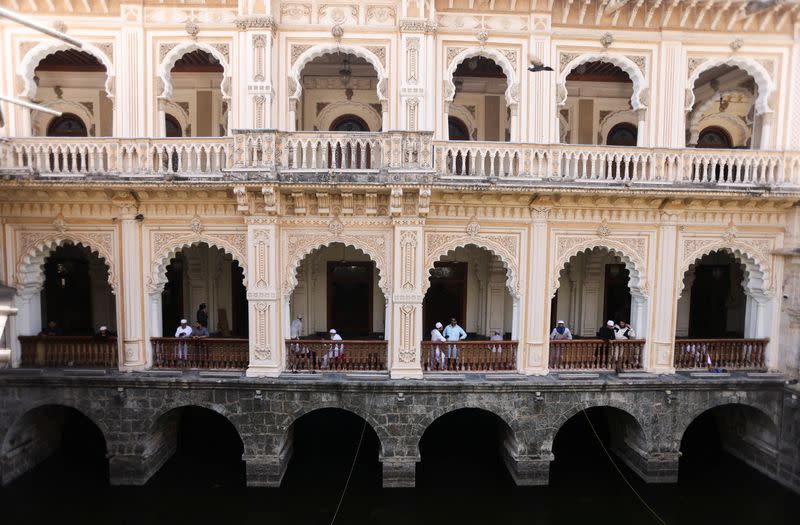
xmin=528 ymin=62 xmax=554 ymax=73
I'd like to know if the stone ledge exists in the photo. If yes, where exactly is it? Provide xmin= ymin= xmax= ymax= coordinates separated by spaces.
xmin=558 ymin=373 xmax=600 ymax=379
xmin=198 ymin=371 xmax=244 ymax=378
xmin=690 ymin=372 xmax=732 ymax=378
xmin=62 ymin=368 xmax=107 ymax=376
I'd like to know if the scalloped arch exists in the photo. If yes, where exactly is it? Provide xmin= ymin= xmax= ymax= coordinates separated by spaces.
xmin=445 ymin=47 xmax=518 ymax=107
xmin=284 ymin=238 xmax=389 ymax=299
xmin=551 ymin=241 xmax=647 ymax=298
xmin=680 ymin=243 xmax=769 ymax=297
xmin=17 ymin=235 xmax=116 ymax=294
xmin=150 ymin=237 xmax=247 ymax=293
xmin=687 ymin=57 xmax=774 ymax=115
xmin=158 ymin=42 xmax=230 ymax=101
xmin=315 ymin=100 xmax=382 ymax=132
xmin=19 ymin=42 xmax=114 ymax=100
xmin=423 ymin=238 xmax=520 ymax=299
xmin=290 ymin=44 xmax=388 ymax=102
xmin=559 ymin=53 xmax=646 ymax=110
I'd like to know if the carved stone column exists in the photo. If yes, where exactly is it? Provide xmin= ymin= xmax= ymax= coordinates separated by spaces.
xmin=245 ymin=217 xmax=281 ymax=377
xmin=235 ymin=16 xmax=276 ymax=129
xmin=390 ymin=219 xmax=424 ymax=379
xmin=524 ymin=206 xmax=551 ymax=374
xmin=528 ymin=15 xmax=554 ymax=143
xmin=645 ymin=211 xmax=680 ymax=374
xmin=115 ymin=192 xmax=146 ymax=370
xmin=658 ymin=41 xmax=685 ymax=148
xmin=117 ymin=5 xmax=145 ymax=136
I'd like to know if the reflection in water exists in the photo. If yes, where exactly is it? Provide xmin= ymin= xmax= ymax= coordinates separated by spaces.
xmin=1 ymin=406 xmax=798 ymax=525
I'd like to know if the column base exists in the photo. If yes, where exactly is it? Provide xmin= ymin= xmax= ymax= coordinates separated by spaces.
xmin=503 ymin=453 xmax=552 ymax=486
xmin=382 ymin=457 xmax=417 ymax=488
xmin=611 ymin=445 xmax=680 ymax=483
xmin=389 ymin=368 xmax=423 ymax=380
xmin=245 ymin=455 xmax=290 ymax=487
xmin=246 ymin=364 xmax=282 ymax=378
xmin=522 ymin=366 xmax=549 ymax=376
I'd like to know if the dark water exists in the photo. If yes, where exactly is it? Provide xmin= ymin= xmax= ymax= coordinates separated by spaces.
xmin=1 ymin=408 xmax=797 ymax=525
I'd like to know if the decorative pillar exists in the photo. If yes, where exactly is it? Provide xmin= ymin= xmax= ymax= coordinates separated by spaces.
xmin=390 ymin=219 xmax=425 ymax=379
xmin=657 ymin=40 xmax=685 ymax=148
xmin=117 ymin=5 xmax=145 ymax=136
xmin=646 ymin=211 xmax=680 ymax=373
xmin=759 ymin=112 xmax=774 ymax=150
xmin=245 ymin=216 xmax=281 ymax=377
xmin=235 ymin=15 xmax=277 ymax=129
xmin=524 ymin=206 xmax=550 ymax=374
xmin=114 ymin=192 xmax=146 ymax=370
xmin=528 ymin=14 xmax=554 ymax=143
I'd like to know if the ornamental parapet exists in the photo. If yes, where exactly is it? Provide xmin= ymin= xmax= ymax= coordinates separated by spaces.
xmin=2 ymin=133 xmax=800 ymax=193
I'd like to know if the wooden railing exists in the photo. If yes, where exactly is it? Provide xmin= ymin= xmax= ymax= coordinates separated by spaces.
xmin=548 ymin=339 xmax=645 ymax=371
xmin=285 ymin=339 xmax=387 ymax=372
xmin=19 ymin=336 xmax=118 ymax=368
xmin=420 ymin=340 xmax=517 ymax=372
xmin=674 ymin=338 xmax=768 ymax=370
xmin=150 ymin=337 xmax=248 ymax=369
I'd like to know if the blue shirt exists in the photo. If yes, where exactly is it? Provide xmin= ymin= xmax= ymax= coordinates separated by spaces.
xmin=443 ymin=324 xmax=467 ymax=341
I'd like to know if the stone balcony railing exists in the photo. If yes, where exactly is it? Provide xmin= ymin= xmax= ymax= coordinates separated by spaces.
xmin=2 ymin=132 xmax=800 ymax=190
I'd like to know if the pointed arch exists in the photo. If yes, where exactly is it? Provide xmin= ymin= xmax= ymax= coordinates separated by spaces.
xmin=444 ymin=47 xmax=519 ymax=108
xmin=283 ymin=237 xmax=390 ymax=300
xmin=680 ymin=242 xmax=770 ymax=297
xmin=687 ymin=57 xmax=774 ymax=115
xmin=289 ymin=44 xmax=388 ymax=103
xmin=19 ymin=41 xmax=114 ymax=100
xmin=559 ymin=53 xmax=646 ymax=110
xmin=150 ymin=235 xmax=248 ymax=294
xmin=16 ymin=233 xmax=117 ymax=296
xmin=158 ymin=42 xmax=231 ymax=101
xmin=551 ymin=239 xmax=647 ymax=298
xmin=423 ymin=237 xmax=520 ymax=299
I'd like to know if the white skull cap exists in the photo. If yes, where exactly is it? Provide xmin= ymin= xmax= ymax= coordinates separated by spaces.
xmin=329 ymin=329 xmax=336 ymax=334
xmin=180 ymin=319 xmax=188 ymax=324
xmin=607 ymin=320 xmax=614 ymax=326
xmin=435 ymin=322 xmax=443 ymax=329
xmin=557 ymin=320 xmax=565 ymax=324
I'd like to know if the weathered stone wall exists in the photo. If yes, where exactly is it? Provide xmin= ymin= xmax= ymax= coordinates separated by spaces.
xmin=0 ymin=375 xmax=796 ymax=493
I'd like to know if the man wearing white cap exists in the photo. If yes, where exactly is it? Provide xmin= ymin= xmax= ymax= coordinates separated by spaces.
xmin=175 ymin=319 xmax=193 ymax=364
xmin=597 ymin=320 xmax=616 ymax=370
xmin=430 ymin=322 xmax=447 ymax=370
xmin=323 ymin=328 xmax=343 ymax=369
xmin=95 ymin=325 xmax=114 ymax=341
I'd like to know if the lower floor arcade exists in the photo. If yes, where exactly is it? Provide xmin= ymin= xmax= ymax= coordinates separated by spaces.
xmin=0 ymin=380 xmax=798 ymax=501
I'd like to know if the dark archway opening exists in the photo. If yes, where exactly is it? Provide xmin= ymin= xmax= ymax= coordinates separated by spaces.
xmin=3 ymin=406 xmax=108 ymax=487
xmin=697 ymin=126 xmax=733 ymax=149
xmin=418 ymin=408 xmax=514 ymax=488
xmin=448 ymin=116 xmax=470 ymax=141
xmin=606 ymin=123 xmax=638 ymax=146
xmin=330 ymin=114 xmax=370 ymax=132
xmin=281 ymin=408 xmax=381 ymax=522
xmin=46 ymin=113 xmax=88 ymax=137
xmin=684 ymin=251 xmax=746 ymax=338
xmin=148 ymin=407 xmax=245 ymax=488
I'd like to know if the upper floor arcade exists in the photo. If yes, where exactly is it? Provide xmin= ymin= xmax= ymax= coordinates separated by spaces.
xmin=2 ymin=0 xmax=800 ymax=155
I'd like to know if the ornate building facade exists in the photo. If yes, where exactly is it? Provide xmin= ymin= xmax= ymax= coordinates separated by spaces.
xmin=1 ymin=0 xmax=800 ymax=493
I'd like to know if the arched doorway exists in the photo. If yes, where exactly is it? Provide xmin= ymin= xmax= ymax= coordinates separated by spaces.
xmin=30 ymin=49 xmax=111 ymax=137
xmin=696 ymin=126 xmax=733 ymax=148
xmin=330 ymin=114 xmax=370 ymax=132
xmin=447 ymin=116 xmax=471 ymax=141
xmin=288 ymin=243 xmax=387 ymax=371
xmin=163 ymin=49 xmax=226 ymax=137
xmin=46 ymin=113 xmax=88 ymax=137
xmin=281 ymin=408 xmax=380 ymax=521
xmin=449 ymin=56 xmax=509 ymax=141
xmin=295 ymin=52 xmax=382 ymax=132
xmin=164 ymin=114 xmax=183 ymax=137
xmin=550 ymin=247 xmax=646 ymax=370
xmin=606 ymin=123 xmax=638 ymax=146
xmin=675 ymin=250 xmax=767 ymax=370
xmin=422 ymin=245 xmax=517 ymax=371
xmin=1 ymin=405 xmax=108 ymax=486
xmin=153 ymin=243 xmax=248 ymax=369
xmin=563 ymin=61 xmax=636 ymax=145
xmin=148 ymin=406 xmax=245 ymax=487
xmin=418 ymin=408 xmax=514 ymax=488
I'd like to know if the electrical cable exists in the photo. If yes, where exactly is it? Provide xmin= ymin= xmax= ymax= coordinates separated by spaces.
xmin=329 ymin=414 xmax=368 ymax=525
xmin=579 ymin=404 xmax=670 ymax=525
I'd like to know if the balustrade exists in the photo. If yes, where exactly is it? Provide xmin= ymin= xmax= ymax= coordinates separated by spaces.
xmin=673 ymin=338 xmax=767 ymax=370
xmin=19 ymin=336 xmax=118 ymax=368
xmin=285 ymin=339 xmax=388 ymax=372
xmin=150 ymin=337 xmax=248 ymax=369
xmin=548 ymin=339 xmax=645 ymax=371
xmin=2 ymin=135 xmax=799 ymax=188
xmin=420 ymin=340 xmax=517 ymax=372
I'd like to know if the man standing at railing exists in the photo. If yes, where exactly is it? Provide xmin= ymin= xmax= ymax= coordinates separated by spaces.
xmin=443 ymin=317 xmax=467 ymax=371
xmin=549 ymin=321 xmax=572 ymax=369
xmin=597 ymin=321 xmax=616 ymax=371
xmin=323 ymin=328 xmax=343 ymax=369
xmin=175 ymin=319 xmax=192 ymax=365
xmin=430 ymin=322 xmax=447 ymax=370
xmin=289 ymin=313 xmax=311 ymax=371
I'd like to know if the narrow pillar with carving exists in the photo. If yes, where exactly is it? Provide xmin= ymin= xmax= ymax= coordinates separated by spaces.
xmin=116 ymin=193 xmax=146 ymax=370
xmin=245 ymin=217 xmax=282 ymax=377
xmin=525 ymin=206 xmax=551 ymax=374
xmin=646 ymin=211 xmax=680 ymax=373
xmin=390 ymin=220 xmax=425 ymax=379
